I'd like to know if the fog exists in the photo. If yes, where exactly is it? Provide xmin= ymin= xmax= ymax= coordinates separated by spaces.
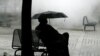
xmin=32 ymin=0 xmax=100 ymax=29
xmin=0 ymin=0 xmax=100 ymax=29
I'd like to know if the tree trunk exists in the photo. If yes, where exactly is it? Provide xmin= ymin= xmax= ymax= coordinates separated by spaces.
xmin=21 ymin=0 xmax=34 ymax=56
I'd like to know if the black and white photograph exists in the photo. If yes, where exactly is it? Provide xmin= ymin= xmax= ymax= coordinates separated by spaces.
xmin=0 ymin=0 xmax=100 ymax=56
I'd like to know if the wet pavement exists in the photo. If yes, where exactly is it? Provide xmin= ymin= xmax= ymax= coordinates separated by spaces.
xmin=0 ymin=25 xmax=100 ymax=56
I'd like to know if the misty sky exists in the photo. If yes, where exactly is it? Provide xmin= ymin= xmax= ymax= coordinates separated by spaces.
xmin=0 ymin=0 xmax=22 ymax=13
xmin=32 ymin=0 xmax=100 ymax=29
xmin=0 ymin=0 xmax=100 ymax=29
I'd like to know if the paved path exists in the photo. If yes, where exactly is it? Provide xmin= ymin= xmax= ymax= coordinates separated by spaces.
xmin=0 ymin=35 xmax=14 ymax=56
xmin=68 ymin=30 xmax=100 ymax=56
xmin=0 ymin=26 xmax=100 ymax=56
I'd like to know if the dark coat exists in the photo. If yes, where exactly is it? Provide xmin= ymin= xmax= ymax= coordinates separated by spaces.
xmin=35 ymin=23 xmax=69 ymax=56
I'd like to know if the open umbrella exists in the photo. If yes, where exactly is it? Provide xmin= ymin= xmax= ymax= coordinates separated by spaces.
xmin=32 ymin=11 xmax=68 ymax=19
xmin=32 ymin=11 xmax=68 ymax=24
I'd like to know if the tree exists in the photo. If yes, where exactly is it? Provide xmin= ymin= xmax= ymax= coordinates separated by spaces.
xmin=21 ymin=0 xmax=34 ymax=56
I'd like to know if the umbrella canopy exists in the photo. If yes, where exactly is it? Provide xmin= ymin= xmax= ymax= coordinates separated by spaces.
xmin=32 ymin=11 xmax=68 ymax=19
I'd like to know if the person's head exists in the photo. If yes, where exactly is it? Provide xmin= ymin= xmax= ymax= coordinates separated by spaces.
xmin=38 ymin=14 xmax=48 ymax=24
xmin=63 ymin=32 xmax=69 ymax=38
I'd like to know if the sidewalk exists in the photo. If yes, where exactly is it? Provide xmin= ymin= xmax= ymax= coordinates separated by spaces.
xmin=34 ymin=28 xmax=100 ymax=56
xmin=65 ymin=27 xmax=100 ymax=56
xmin=0 ymin=26 xmax=100 ymax=56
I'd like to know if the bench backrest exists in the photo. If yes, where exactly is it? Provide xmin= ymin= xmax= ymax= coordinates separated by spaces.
xmin=83 ymin=16 xmax=89 ymax=25
xmin=12 ymin=29 xmax=44 ymax=49
xmin=12 ymin=29 xmax=21 ymax=49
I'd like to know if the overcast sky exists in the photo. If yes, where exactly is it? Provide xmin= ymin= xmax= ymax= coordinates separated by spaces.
xmin=32 ymin=0 xmax=100 ymax=29
xmin=0 ymin=0 xmax=100 ymax=29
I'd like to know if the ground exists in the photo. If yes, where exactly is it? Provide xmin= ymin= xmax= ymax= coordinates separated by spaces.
xmin=0 ymin=24 xmax=100 ymax=56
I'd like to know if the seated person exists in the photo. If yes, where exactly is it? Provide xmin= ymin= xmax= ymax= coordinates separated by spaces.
xmin=35 ymin=14 xmax=70 ymax=56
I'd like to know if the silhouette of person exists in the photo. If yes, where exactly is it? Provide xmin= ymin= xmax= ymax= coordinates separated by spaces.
xmin=35 ymin=14 xmax=70 ymax=56
xmin=62 ymin=32 xmax=70 ymax=56
xmin=62 ymin=32 xmax=69 ymax=45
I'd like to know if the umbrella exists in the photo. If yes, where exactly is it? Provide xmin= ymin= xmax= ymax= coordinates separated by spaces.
xmin=32 ymin=11 xmax=68 ymax=19
xmin=32 ymin=11 xmax=68 ymax=24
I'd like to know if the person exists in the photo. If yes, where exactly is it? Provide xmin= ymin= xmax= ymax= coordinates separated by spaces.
xmin=35 ymin=14 xmax=70 ymax=56
xmin=62 ymin=32 xmax=69 ymax=45
xmin=62 ymin=32 xmax=70 ymax=56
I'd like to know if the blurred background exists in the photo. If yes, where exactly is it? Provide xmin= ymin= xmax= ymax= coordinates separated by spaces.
xmin=0 ymin=0 xmax=100 ymax=56
xmin=0 ymin=0 xmax=100 ymax=31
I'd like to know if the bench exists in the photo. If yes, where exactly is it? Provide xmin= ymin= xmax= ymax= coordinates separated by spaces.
xmin=12 ymin=29 xmax=47 ymax=56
